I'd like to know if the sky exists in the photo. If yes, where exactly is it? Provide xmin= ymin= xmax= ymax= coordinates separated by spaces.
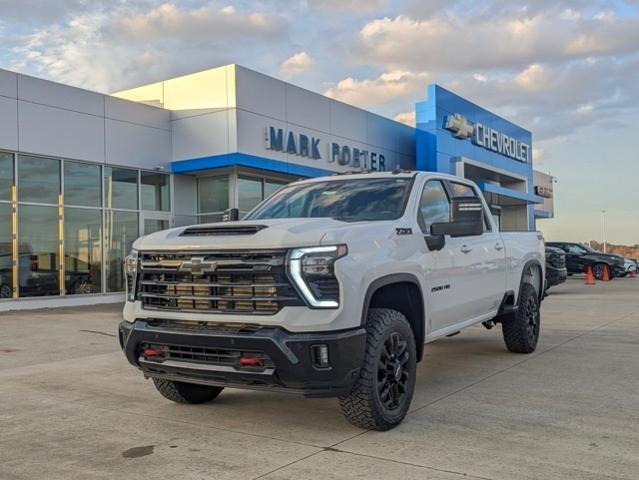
xmin=1 ymin=0 xmax=638 ymax=244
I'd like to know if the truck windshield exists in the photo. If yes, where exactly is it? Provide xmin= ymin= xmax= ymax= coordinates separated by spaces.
xmin=245 ymin=177 xmax=413 ymax=222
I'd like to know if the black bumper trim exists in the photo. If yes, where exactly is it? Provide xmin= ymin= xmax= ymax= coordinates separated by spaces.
xmin=119 ymin=320 xmax=366 ymax=398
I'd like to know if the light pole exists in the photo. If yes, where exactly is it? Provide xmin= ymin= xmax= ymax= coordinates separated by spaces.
xmin=601 ymin=210 xmax=607 ymax=253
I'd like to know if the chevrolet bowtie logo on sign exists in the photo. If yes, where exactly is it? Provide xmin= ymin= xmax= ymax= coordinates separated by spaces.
xmin=443 ymin=114 xmax=531 ymax=163
xmin=444 ymin=114 xmax=474 ymax=139
xmin=179 ymin=257 xmax=218 ymax=276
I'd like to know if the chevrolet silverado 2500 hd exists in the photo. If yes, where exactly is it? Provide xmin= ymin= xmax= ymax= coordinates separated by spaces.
xmin=119 ymin=171 xmax=545 ymax=430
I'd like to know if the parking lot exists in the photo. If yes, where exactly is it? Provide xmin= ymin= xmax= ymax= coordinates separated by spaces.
xmin=1 ymin=277 xmax=638 ymax=480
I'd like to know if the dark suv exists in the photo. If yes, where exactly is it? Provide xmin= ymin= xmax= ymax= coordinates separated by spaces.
xmin=546 ymin=242 xmax=625 ymax=279
xmin=545 ymin=246 xmax=567 ymax=289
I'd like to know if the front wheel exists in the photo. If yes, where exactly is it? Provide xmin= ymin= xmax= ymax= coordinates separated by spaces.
xmin=339 ymin=308 xmax=416 ymax=431
xmin=502 ymin=283 xmax=540 ymax=353
xmin=152 ymin=378 xmax=223 ymax=404
xmin=592 ymin=262 xmax=609 ymax=280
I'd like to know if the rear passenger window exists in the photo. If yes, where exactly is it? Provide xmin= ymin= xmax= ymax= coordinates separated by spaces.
xmin=449 ymin=182 xmax=492 ymax=232
xmin=418 ymin=181 xmax=450 ymax=233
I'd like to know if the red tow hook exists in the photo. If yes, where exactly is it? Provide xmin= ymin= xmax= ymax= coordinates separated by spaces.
xmin=143 ymin=347 xmax=163 ymax=358
xmin=239 ymin=356 xmax=263 ymax=367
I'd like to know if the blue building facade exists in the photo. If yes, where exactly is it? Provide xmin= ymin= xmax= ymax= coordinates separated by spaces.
xmin=416 ymin=85 xmax=543 ymax=231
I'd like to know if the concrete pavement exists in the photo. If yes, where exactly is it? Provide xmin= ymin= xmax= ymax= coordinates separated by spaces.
xmin=1 ymin=277 xmax=638 ymax=479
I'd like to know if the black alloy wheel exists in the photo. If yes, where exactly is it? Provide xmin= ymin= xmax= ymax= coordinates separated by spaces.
xmin=378 ymin=332 xmax=410 ymax=411
xmin=523 ymin=293 xmax=539 ymax=345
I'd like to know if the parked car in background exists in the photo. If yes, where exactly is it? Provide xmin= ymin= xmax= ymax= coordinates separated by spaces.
xmin=545 ymin=246 xmax=567 ymax=289
xmin=622 ymin=259 xmax=637 ymax=277
xmin=546 ymin=242 xmax=625 ymax=280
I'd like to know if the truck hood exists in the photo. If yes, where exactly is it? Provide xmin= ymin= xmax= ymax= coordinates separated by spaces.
xmin=133 ymin=218 xmax=351 ymax=251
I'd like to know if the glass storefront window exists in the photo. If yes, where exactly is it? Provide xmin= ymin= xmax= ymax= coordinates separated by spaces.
xmin=238 ymin=177 xmax=263 ymax=214
xmin=199 ymin=213 xmax=224 ymax=224
xmin=141 ymin=172 xmax=170 ymax=211
xmin=0 ymin=152 xmax=13 ymax=201
xmin=105 ymin=210 xmax=139 ymax=292
xmin=64 ymin=208 xmax=102 ymax=295
xmin=198 ymin=176 xmax=228 ymax=213
xmin=64 ymin=161 xmax=101 ymax=207
xmin=18 ymin=205 xmax=59 ymax=298
xmin=264 ymin=180 xmax=286 ymax=199
xmin=0 ymin=203 xmax=13 ymax=298
xmin=143 ymin=218 xmax=169 ymax=235
xmin=18 ymin=155 xmax=60 ymax=204
xmin=104 ymin=167 xmax=138 ymax=210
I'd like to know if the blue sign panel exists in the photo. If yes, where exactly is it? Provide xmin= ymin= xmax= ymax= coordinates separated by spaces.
xmin=415 ymin=84 xmax=537 ymax=228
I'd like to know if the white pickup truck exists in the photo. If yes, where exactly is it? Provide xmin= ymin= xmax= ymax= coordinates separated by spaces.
xmin=119 ymin=171 xmax=545 ymax=430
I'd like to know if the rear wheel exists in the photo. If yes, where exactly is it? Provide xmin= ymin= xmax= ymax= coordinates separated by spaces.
xmin=339 ymin=308 xmax=416 ymax=431
xmin=502 ymin=283 xmax=540 ymax=354
xmin=152 ymin=378 xmax=223 ymax=404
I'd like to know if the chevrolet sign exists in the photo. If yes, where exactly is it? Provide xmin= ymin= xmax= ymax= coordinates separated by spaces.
xmin=444 ymin=114 xmax=530 ymax=163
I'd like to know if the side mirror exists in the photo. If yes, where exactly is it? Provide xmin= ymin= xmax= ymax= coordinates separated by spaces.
xmin=430 ymin=197 xmax=484 ymax=238
xmin=222 ymin=208 xmax=240 ymax=222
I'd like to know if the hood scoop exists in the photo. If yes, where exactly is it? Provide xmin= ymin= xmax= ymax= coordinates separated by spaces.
xmin=181 ymin=224 xmax=268 ymax=236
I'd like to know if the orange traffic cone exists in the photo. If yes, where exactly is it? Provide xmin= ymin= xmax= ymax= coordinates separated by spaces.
xmin=585 ymin=266 xmax=596 ymax=285
xmin=602 ymin=265 xmax=610 ymax=282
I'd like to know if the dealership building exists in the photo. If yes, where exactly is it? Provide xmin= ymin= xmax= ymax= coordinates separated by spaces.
xmin=0 ymin=64 xmax=554 ymax=310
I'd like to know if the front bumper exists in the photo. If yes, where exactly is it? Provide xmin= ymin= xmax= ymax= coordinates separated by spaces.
xmin=119 ymin=320 xmax=366 ymax=398
xmin=546 ymin=267 xmax=567 ymax=288
xmin=612 ymin=264 xmax=626 ymax=277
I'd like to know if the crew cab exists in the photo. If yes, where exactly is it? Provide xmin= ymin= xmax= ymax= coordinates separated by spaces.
xmin=119 ymin=172 xmax=545 ymax=430
xmin=546 ymin=242 xmax=625 ymax=279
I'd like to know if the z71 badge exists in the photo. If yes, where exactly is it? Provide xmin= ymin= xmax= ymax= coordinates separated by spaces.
xmin=395 ymin=228 xmax=413 ymax=236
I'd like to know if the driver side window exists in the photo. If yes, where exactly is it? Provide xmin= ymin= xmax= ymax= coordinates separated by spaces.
xmin=418 ymin=181 xmax=450 ymax=233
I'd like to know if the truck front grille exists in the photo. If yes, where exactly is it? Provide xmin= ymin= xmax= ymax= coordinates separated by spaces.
xmin=547 ymin=253 xmax=566 ymax=269
xmin=139 ymin=343 xmax=275 ymax=371
xmin=138 ymin=250 xmax=303 ymax=314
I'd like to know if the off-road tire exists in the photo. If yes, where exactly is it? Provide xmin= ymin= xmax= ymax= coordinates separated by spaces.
xmin=339 ymin=308 xmax=416 ymax=431
xmin=152 ymin=378 xmax=223 ymax=404
xmin=502 ymin=283 xmax=540 ymax=353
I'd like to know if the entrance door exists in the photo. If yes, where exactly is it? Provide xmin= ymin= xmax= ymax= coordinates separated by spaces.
xmin=141 ymin=213 xmax=171 ymax=236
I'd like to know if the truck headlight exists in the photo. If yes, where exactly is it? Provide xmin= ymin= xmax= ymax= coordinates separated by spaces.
xmin=124 ymin=249 xmax=139 ymax=302
xmin=288 ymin=245 xmax=347 ymax=308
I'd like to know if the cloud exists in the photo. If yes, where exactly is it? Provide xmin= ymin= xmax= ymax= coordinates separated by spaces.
xmin=355 ymin=12 xmax=639 ymax=72
xmin=8 ymin=3 xmax=289 ymax=92
xmin=393 ymin=111 xmax=415 ymax=126
xmin=108 ymin=4 xmax=284 ymax=42
xmin=324 ymin=70 xmax=429 ymax=108
xmin=312 ymin=0 xmax=387 ymax=12
xmin=278 ymin=52 xmax=313 ymax=80
xmin=441 ymin=55 xmax=639 ymax=142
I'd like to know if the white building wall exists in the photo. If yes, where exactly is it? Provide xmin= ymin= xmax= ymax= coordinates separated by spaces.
xmin=0 ymin=69 xmax=172 ymax=171
xmin=233 ymin=65 xmax=415 ymax=173
xmin=113 ymin=64 xmax=416 ymax=172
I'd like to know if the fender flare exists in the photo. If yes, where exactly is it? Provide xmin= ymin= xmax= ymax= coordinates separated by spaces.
xmin=518 ymin=259 xmax=544 ymax=304
xmin=361 ymin=273 xmax=425 ymax=360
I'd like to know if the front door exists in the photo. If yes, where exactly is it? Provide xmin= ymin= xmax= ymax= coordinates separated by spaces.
xmin=444 ymin=181 xmax=506 ymax=323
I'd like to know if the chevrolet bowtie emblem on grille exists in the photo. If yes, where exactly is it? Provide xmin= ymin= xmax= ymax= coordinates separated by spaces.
xmin=444 ymin=114 xmax=474 ymax=139
xmin=179 ymin=257 xmax=218 ymax=275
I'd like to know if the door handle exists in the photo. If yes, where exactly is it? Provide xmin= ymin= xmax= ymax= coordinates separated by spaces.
xmin=494 ymin=243 xmax=504 ymax=251
xmin=460 ymin=244 xmax=472 ymax=254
